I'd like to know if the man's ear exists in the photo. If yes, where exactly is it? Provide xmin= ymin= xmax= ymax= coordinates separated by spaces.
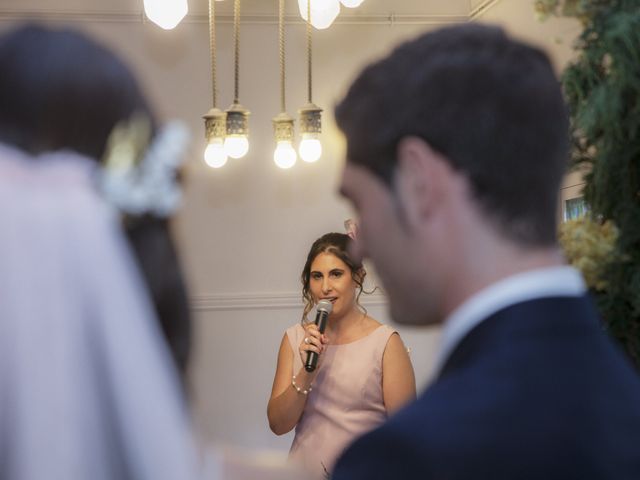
xmin=394 ymin=136 xmax=448 ymax=228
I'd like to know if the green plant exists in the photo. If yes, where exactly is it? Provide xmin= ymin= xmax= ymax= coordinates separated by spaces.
xmin=537 ymin=0 xmax=640 ymax=368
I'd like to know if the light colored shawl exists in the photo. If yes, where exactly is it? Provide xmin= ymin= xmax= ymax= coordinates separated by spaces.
xmin=0 ymin=143 xmax=205 ymax=480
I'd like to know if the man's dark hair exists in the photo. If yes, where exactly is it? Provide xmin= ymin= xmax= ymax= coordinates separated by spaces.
xmin=335 ymin=24 xmax=569 ymax=246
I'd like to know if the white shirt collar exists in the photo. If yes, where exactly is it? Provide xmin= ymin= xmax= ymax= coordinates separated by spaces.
xmin=432 ymin=266 xmax=586 ymax=378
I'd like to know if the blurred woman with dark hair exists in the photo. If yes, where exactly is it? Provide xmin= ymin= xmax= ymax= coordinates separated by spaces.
xmin=0 ymin=23 xmax=191 ymax=377
xmin=0 ymin=23 xmax=197 ymax=480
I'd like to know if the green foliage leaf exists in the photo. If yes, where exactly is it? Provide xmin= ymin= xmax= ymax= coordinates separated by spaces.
xmin=542 ymin=0 xmax=640 ymax=368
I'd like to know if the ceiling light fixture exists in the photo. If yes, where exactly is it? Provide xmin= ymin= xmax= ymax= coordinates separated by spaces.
xmin=298 ymin=0 xmax=323 ymax=163
xmin=203 ymin=0 xmax=228 ymax=168
xmin=143 ymin=0 xmax=188 ymax=30
xmin=273 ymin=0 xmax=297 ymax=169
xmin=339 ymin=0 xmax=365 ymax=8
xmin=224 ymin=0 xmax=250 ymax=159
xmin=297 ymin=0 xmax=340 ymax=30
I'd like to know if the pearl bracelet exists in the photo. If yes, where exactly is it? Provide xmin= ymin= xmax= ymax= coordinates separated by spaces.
xmin=292 ymin=375 xmax=312 ymax=395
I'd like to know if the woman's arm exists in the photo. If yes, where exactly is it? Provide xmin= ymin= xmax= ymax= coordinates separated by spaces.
xmin=382 ymin=333 xmax=416 ymax=415
xmin=267 ymin=330 xmax=322 ymax=435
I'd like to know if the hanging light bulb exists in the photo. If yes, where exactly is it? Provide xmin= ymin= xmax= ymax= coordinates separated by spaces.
xmin=298 ymin=104 xmax=322 ymax=162
xmin=273 ymin=113 xmax=297 ymax=169
xmin=339 ymin=0 xmax=365 ymax=7
xmin=298 ymin=0 xmax=340 ymax=29
xmin=203 ymin=112 xmax=228 ymax=169
xmin=299 ymin=131 xmax=322 ymax=163
xmin=204 ymin=140 xmax=228 ymax=168
xmin=274 ymin=141 xmax=297 ymax=169
xmin=224 ymin=0 xmax=250 ymax=159
xmin=298 ymin=2 xmax=323 ymax=163
xmin=224 ymin=103 xmax=250 ymax=159
xmin=224 ymin=131 xmax=250 ymax=158
xmin=202 ymin=0 xmax=228 ymax=168
xmin=273 ymin=0 xmax=297 ymax=170
xmin=143 ymin=0 xmax=188 ymax=30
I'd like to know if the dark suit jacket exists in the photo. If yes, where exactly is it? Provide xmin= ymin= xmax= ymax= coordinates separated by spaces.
xmin=332 ymin=296 xmax=640 ymax=479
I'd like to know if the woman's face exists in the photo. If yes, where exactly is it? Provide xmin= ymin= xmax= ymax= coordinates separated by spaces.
xmin=309 ymin=252 xmax=358 ymax=319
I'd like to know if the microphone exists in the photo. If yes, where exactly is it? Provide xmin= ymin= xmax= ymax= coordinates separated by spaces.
xmin=304 ymin=299 xmax=333 ymax=372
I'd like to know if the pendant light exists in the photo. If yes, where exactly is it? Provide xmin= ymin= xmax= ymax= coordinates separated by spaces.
xmin=298 ymin=0 xmax=322 ymax=163
xmin=273 ymin=0 xmax=297 ymax=169
xmin=143 ymin=0 xmax=188 ymax=30
xmin=340 ymin=0 xmax=365 ymax=8
xmin=224 ymin=0 xmax=250 ymax=159
xmin=297 ymin=0 xmax=340 ymax=30
xmin=203 ymin=0 xmax=228 ymax=168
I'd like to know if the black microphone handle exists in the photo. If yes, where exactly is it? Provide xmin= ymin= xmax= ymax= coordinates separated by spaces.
xmin=316 ymin=311 xmax=328 ymax=334
xmin=304 ymin=310 xmax=329 ymax=372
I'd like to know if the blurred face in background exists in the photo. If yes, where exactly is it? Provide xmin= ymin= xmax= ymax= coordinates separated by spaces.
xmin=340 ymin=161 xmax=444 ymax=326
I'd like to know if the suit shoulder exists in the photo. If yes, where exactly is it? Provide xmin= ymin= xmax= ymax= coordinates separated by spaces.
xmin=332 ymin=410 xmax=429 ymax=479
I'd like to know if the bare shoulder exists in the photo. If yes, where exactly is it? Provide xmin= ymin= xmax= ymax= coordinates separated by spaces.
xmin=385 ymin=331 xmax=406 ymax=350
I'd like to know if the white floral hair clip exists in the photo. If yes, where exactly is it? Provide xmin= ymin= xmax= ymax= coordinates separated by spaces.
xmin=100 ymin=114 xmax=191 ymax=217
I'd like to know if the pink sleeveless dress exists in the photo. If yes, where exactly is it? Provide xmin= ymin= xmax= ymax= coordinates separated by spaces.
xmin=286 ymin=323 xmax=397 ymax=478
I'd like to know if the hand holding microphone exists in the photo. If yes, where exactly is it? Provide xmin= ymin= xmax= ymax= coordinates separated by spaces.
xmin=303 ymin=299 xmax=333 ymax=373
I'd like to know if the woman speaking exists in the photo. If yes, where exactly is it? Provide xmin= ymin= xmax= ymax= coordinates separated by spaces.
xmin=267 ymin=232 xmax=416 ymax=478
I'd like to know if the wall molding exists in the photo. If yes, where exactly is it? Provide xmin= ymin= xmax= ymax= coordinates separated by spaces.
xmin=0 ymin=10 xmax=468 ymax=26
xmin=191 ymin=291 xmax=388 ymax=312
